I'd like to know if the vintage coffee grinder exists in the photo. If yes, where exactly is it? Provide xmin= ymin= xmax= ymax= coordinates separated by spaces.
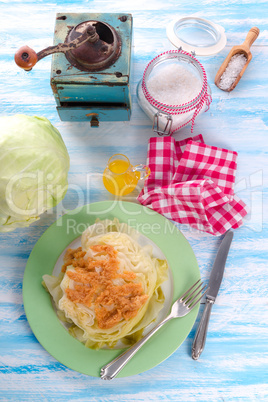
xmin=15 ymin=13 xmax=132 ymax=126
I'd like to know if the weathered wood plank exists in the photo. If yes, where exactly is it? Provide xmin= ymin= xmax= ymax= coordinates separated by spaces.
xmin=0 ymin=0 xmax=267 ymax=400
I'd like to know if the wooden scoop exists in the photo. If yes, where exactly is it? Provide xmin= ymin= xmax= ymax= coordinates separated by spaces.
xmin=215 ymin=27 xmax=260 ymax=92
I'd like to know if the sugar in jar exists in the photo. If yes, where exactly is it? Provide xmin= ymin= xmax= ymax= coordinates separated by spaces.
xmin=137 ymin=50 xmax=212 ymax=136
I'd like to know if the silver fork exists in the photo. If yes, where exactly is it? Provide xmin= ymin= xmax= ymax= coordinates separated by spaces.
xmin=100 ymin=279 xmax=208 ymax=380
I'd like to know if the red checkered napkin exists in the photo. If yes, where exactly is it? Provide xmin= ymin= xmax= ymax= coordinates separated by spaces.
xmin=171 ymin=141 xmax=238 ymax=200
xmin=140 ymin=134 xmax=204 ymax=192
xmin=138 ymin=136 xmax=248 ymax=236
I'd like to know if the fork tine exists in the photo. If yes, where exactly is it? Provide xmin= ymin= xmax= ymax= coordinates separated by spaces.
xmin=183 ymin=281 xmax=203 ymax=305
xmin=187 ymin=284 xmax=209 ymax=309
xmin=180 ymin=279 xmax=201 ymax=300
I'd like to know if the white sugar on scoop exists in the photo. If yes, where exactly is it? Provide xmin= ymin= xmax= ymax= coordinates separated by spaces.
xmin=219 ymin=53 xmax=247 ymax=90
xmin=147 ymin=63 xmax=202 ymax=105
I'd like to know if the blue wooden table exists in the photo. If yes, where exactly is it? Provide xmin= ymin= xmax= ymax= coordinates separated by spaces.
xmin=1 ymin=1 xmax=267 ymax=400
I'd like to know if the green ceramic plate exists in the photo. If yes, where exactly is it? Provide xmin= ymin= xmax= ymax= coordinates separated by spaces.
xmin=23 ymin=201 xmax=200 ymax=378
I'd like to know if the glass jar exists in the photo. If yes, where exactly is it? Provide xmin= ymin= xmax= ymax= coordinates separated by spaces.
xmin=137 ymin=50 xmax=212 ymax=136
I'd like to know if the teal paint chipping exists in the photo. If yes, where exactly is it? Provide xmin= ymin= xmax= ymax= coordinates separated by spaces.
xmin=50 ymin=13 xmax=132 ymax=123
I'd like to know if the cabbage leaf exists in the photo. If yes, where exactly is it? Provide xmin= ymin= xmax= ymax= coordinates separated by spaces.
xmin=0 ymin=114 xmax=70 ymax=232
xmin=43 ymin=219 xmax=169 ymax=349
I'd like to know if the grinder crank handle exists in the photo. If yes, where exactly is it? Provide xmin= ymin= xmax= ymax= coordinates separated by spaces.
xmin=14 ymin=25 xmax=99 ymax=71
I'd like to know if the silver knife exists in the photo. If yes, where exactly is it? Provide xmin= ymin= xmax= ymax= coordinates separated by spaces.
xmin=192 ymin=230 xmax=233 ymax=360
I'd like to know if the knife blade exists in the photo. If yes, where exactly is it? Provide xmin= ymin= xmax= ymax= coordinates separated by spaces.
xmin=191 ymin=230 xmax=233 ymax=360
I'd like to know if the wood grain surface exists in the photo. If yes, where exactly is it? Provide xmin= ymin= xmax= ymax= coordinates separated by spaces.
xmin=0 ymin=0 xmax=267 ymax=401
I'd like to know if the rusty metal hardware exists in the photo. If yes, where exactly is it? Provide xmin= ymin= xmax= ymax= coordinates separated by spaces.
xmin=14 ymin=26 xmax=95 ymax=71
xmin=86 ymin=113 xmax=100 ymax=127
xmin=14 ymin=21 xmax=121 ymax=72
xmin=90 ymin=115 xmax=100 ymax=127
xmin=14 ymin=12 xmax=132 ymax=124
xmin=64 ymin=21 xmax=121 ymax=72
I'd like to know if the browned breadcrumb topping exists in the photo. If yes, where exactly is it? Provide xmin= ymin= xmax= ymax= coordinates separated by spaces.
xmin=61 ymin=245 xmax=148 ymax=329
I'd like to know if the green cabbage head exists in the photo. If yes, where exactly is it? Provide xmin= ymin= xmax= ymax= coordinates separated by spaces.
xmin=0 ymin=114 xmax=70 ymax=232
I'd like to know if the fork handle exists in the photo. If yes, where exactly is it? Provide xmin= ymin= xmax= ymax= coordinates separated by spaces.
xmin=100 ymin=314 xmax=173 ymax=380
xmin=191 ymin=298 xmax=214 ymax=360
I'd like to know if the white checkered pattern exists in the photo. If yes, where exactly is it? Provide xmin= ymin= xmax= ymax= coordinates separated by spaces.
xmin=138 ymin=136 xmax=248 ymax=236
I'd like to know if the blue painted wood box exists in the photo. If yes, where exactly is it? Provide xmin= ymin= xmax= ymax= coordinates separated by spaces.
xmin=51 ymin=13 xmax=132 ymax=125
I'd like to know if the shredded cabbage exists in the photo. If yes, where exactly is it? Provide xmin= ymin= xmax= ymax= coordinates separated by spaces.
xmin=43 ymin=218 xmax=169 ymax=349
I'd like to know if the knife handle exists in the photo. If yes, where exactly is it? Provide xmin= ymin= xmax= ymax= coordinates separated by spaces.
xmin=192 ymin=298 xmax=214 ymax=360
